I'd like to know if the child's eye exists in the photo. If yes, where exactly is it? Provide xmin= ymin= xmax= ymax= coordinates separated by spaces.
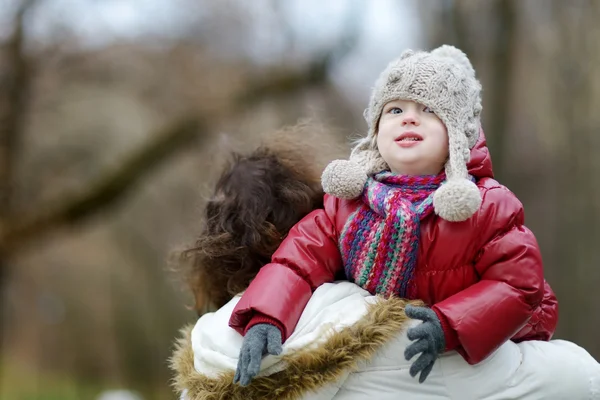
xmin=389 ymin=107 xmax=403 ymax=114
xmin=423 ymin=106 xmax=435 ymax=113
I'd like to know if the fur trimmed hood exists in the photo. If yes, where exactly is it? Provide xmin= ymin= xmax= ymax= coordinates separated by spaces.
xmin=170 ymin=284 xmax=422 ymax=400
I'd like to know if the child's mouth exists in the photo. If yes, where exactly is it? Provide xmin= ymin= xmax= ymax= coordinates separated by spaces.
xmin=395 ymin=132 xmax=423 ymax=147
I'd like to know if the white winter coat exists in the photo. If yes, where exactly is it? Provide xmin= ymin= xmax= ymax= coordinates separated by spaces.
xmin=171 ymin=282 xmax=600 ymax=400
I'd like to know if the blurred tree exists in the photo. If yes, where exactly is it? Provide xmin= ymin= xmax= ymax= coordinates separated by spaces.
xmin=0 ymin=0 xmax=38 ymax=354
xmin=0 ymin=1 xmax=363 ymax=398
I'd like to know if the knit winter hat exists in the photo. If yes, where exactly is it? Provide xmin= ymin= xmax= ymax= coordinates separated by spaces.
xmin=322 ymin=45 xmax=483 ymax=222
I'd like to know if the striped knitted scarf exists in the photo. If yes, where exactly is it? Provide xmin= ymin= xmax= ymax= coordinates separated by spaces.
xmin=339 ymin=172 xmax=445 ymax=299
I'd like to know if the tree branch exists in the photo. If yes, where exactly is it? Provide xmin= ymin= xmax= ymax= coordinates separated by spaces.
xmin=0 ymin=48 xmax=343 ymax=254
xmin=0 ymin=0 xmax=38 ymax=217
xmin=0 ymin=117 xmax=202 ymax=252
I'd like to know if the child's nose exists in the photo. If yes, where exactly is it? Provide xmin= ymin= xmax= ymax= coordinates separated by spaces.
xmin=401 ymin=110 xmax=420 ymax=126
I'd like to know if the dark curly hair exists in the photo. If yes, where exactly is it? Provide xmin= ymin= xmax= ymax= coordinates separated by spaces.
xmin=178 ymin=124 xmax=337 ymax=314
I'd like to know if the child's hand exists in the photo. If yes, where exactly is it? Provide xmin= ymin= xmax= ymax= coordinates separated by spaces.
xmin=233 ymin=323 xmax=282 ymax=386
xmin=404 ymin=305 xmax=445 ymax=383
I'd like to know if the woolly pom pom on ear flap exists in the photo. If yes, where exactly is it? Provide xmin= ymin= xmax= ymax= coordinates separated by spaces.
xmin=321 ymin=159 xmax=367 ymax=200
xmin=321 ymin=142 xmax=388 ymax=200
xmin=433 ymin=124 xmax=482 ymax=221
xmin=431 ymin=45 xmax=475 ymax=76
xmin=433 ymin=179 xmax=481 ymax=222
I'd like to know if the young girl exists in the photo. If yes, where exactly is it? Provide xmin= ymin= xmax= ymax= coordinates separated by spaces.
xmin=170 ymin=121 xmax=600 ymax=399
xmin=229 ymin=45 xmax=563 ymax=385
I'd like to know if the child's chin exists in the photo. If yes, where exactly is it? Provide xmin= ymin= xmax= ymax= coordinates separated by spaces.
xmin=388 ymin=159 xmax=422 ymax=173
xmin=394 ymin=153 xmax=422 ymax=165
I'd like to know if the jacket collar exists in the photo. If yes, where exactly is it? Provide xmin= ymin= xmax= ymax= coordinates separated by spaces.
xmin=170 ymin=296 xmax=421 ymax=400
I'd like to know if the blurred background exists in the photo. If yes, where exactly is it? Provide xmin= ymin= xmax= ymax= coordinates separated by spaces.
xmin=0 ymin=0 xmax=599 ymax=399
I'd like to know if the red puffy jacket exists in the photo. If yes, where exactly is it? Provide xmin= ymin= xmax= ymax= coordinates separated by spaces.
xmin=229 ymin=132 xmax=558 ymax=365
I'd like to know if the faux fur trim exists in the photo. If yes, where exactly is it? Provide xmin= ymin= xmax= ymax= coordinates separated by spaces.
xmin=169 ymin=296 xmax=423 ymax=400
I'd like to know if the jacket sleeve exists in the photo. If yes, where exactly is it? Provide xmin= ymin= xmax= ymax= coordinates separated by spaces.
xmin=432 ymin=186 xmax=545 ymax=364
xmin=512 ymin=279 xmax=558 ymax=341
xmin=228 ymin=196 xmax=343 ymax=341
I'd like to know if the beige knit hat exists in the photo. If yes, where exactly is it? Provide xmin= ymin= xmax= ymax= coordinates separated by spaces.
xmin=322 ymin=45 xmax=483 ymax=222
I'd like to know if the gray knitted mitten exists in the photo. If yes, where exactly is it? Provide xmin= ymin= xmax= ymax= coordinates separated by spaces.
xmin=233 ymin=323 xmax=282 ymax=386
xmin=404 ymin=305 xmax=446 ymax=383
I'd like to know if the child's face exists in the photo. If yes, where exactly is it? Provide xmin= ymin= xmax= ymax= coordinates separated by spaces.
xmin=376 ymin=99 xmax=449 ymax=176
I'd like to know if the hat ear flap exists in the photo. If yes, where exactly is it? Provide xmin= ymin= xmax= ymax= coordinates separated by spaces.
xmin=433 ymin=126 xmax=481 ymax=221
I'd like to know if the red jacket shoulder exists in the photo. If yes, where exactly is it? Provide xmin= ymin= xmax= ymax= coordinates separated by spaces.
xmin=324 ymin=194 xmax=361 ymax=232
xmin=475 ymin=179 xmax=525 ymax=240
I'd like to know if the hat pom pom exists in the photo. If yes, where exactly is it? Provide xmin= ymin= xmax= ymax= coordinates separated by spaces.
xmin=433 ymin=179 xmax=481 ymax=222
xmin=321 ymin=159 xmax=367 ymax=199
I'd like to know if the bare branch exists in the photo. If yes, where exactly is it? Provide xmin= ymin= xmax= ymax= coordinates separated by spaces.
xmin=0 ymin=47 xmax=343 ymax=254
xmin=0 ymin=118 xmax=202 ymax=251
